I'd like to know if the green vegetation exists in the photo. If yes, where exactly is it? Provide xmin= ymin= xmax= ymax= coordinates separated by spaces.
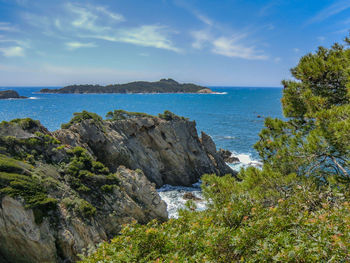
xmin=40 ymin=79 xmax=209 ymax=94
xmin=61 ymin=111 xmax=103 ymax=129
xmin=81 ymin=37 xmax=350 ymax=262
xmin=158 ymin=110 xmax=189 ymax=121
xmin=62 ymin=147 xmax=120 ymax=217
xmin=106 ymin=110 xmax=154 ymax=121
xmin=0 ymin=118 xmax=40 ymax=130
xmin=0 ymin=131 xmax=62 ymax=162
xmin=0 ymin=155 xmax=58 ymax=224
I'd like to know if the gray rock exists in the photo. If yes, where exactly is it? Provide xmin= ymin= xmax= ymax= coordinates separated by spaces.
xmin=55 ymin=116 xmax=235 ymax=187
xmin=0 ymin=90 xmax=27 ymax=99
xmin=218 ymin=149 xmax=240 ymax=163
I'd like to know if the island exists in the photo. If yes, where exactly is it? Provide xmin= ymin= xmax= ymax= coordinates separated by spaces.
xmin=0 ymin=90 xmax=27 ymax=99
xmin=40 ymin=78 xmax=213 ymax=94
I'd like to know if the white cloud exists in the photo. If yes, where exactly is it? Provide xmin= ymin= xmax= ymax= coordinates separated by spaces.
xmin=191 ymin=30 xmax=211 ymax=49
xmin=212 ymin=37 xmax=268 ymax=60
xmin=65 ymin=42 xmax=97 ymax=50
xmin=95 ymin=6 xmax=125 ymax=22
xmin=67 ymin=3 xmax=124 ymax=32
xmin=82 ymin=25 xmax=181 ymax=53
xmin=0 ymin=22 xmax=18 ymax=32
xmin=0 ymin=46 xmax=24 ymax=57
xmin=117 ymin=25 xmax=180 ymax=52
xmin=307 ymin=0 xmax=350 ymax=24
xmin=194 ymin=12 xmax=213 ymax=26
xmin=191 ymin=29 xmax=268 ymax=60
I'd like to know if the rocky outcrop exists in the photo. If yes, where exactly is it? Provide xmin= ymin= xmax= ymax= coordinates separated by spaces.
xmin=200 ymin=132 xmax=236 ymax=175
xmin=197 ymin=88 xmax=213 ymax=94
xmin=55 ymin=113 xmax=235 ymax=187
xmin=218 ymin=149 xmax=240 ymax=163
xmin=0 ymin=90 xmax=27 ymax=99
xmin=0 ymin=111 xmax=234 ymax=262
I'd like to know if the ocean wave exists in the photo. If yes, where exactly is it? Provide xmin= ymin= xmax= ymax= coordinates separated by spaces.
xmin=212 ymin=92 xmax=228 ymax=95
xmin=158 ymin=152 xmax=262 ymax=218
xmin=227 ymin=152 xmax=262 ymax=172
xmin=157 ymin=182 xmax=206 ymax=218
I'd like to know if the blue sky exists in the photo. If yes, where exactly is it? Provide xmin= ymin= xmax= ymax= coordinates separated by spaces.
xmin=0 ymin=0 xmax=349 ymax=87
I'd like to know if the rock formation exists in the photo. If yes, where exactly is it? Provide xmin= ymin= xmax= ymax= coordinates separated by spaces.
xmin=218 ymin=149 xmax=240 ymax=163
xmin=0 ymin=90 xmax=27 ymax=99
xmin=0 ymin=111 xmax=234 ymax=262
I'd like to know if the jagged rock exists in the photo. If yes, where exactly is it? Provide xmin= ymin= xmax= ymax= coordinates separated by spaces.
xmin=0 ymin=111 xmax=235 ymax=262
xmin=218 ymin=149 xmax=240 ymax=163
xmin=183 ymin=192 xmax=202 ymax=201
xmin=0 ymin=90 xmax=27 ymax=99
xmin=55 ymin=115 xmax=235 ymax=187
xmin=200 ymin=132 xmax=235 ymax=176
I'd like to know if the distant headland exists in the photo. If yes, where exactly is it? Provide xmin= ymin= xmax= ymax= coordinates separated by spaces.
xmin=39 ymin=79 xmax=213 ymax=94
xmin=0 ymin=90 xmax=27 ymax=99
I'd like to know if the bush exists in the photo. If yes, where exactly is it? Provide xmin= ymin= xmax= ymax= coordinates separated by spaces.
xmin=106 ymin=110 xmax=154 ymax=121
xmin=158 ymin=110 xmax=188 ymax=121
xmin=61 ymin=111 xmax=103 ymax=129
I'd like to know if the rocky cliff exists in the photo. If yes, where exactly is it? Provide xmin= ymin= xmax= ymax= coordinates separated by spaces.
xmin=0 ymin=111 xmax=234 ymax=262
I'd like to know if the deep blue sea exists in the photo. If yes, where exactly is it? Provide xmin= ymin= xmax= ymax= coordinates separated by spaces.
xmin=0 ymin=87 xmax=283 ymax=162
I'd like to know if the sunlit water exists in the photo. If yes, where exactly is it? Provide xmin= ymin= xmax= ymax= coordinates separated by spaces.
xmin=0 ymin=86 xmax=283 ymax=217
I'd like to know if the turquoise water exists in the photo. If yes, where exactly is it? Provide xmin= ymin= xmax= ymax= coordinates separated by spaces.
xmin=0 ymin=87 xmax=283 ymax=160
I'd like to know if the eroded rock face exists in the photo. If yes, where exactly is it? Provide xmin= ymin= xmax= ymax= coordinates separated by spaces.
xmin=55 ymin=117 xmax=235 ymax=187
xmin=0 ymin=166 xmax=167 ymax=263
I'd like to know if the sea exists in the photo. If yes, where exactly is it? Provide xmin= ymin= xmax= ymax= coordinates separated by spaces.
xmin=0 ymin=86 xmax=283 ymax=217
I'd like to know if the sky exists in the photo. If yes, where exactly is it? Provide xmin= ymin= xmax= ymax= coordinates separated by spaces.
xmin=0 ymin=0 xmax=349 ymax=87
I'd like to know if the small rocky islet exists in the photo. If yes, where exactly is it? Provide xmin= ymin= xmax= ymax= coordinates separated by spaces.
xmin=39 ymin=78 xmax=213 ymax=94
xmin=0 ymin=90 xmax=27 ymax=99
xmin=0 ymin=110 xmax=235 ymax=263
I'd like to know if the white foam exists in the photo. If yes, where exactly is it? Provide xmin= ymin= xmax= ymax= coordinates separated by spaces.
xmin=157 ymin=182 xmax=206 ymax=218
xmin=157 ymin=152 xmax=262 ymax=218
xmin=212 ymin=92 xmax=227 ymax=95
xmin=227 ymin=152 xmax=262 ymax=172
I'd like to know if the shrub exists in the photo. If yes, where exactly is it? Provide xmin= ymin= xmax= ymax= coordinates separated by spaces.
xmin=61 ymin=111 xmax=103 ymax=129
xmin=106 ymin=110 xmax=154 ymax=121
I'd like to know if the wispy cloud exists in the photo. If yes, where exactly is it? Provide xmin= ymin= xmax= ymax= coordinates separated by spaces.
xmin=191 ymin=30 xmax=210 ymax=49
xmin=117 ymin=25 xmax=180 ymax=52
xmin=22 ymin=3 xmax=180 ymax=53
xmin=212 ymin=36 xmax=268 ymax=60
xmin=65 ymin=41 xmax=97 ymax=50
xmin=83 ymin=25 xmax=181 ymax=52
xmin=193 ymin=11 xmax=213 ymax=26
xmin=191 ymin=25 xmax=268 ymax=60
xmin=0 ymin=46 xmax=24 ymax=57
xmin=307 ymin=0 xmax=350 ymax=24
xmin=0 ymin=22 xmax=18 ymax=32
